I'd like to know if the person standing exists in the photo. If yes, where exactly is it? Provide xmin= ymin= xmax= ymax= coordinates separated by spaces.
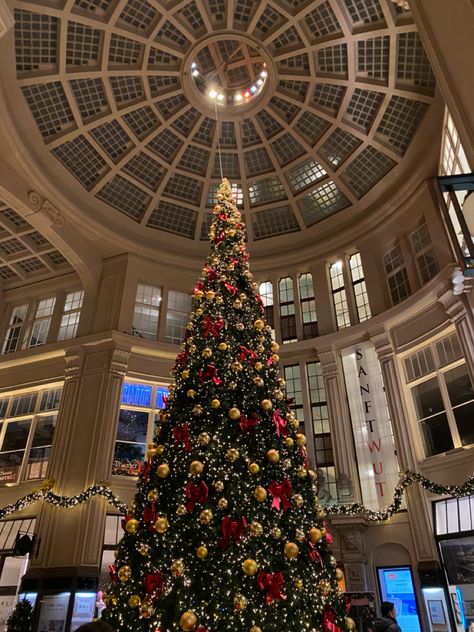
xmin=373 ymin=602 xmax=402 ymax=632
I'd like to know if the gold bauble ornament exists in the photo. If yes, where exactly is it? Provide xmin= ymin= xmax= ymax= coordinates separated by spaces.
xmin=190 ymin=460 xmax=204 ymax=475
xmin=154 ymin=517 xmax=169 ymax=533
xmin=157 ymin=464 xmax=170 ymax=478
xmin=198 ymin=432 xmax=210 ymax=445
xmin=194 ymin=290 xmax=204 ymax=300
xmin=192 ymin=404 xmax=203 ymax=415
xmin=249 ymin=462 xmax=260 ymax=474
xmin=250 ymin=521 xmax=263 ymax=536
xmin=218 ymin=342 xmax=228 ymax=351
xmin=197 ymin=545 xmax=208 ymax=559
xmin=308 ymin=469 xmax=318 ymax=480
xmin=187 ymin=389 xmax=196 ymax=398
xmin=228 ymin=407 xmax=241 ymax=420
xmin=285 ymin=437 xmax=294 ymax=447
xmin=296 ymin=529 xmax=305 ymax=542
xmin=228 ymin=229 xmax=236 ymax=237
xmin=216 ymin=296 xmax=224 ymax=305
xmin=205 ymin=290 xmax=215 ymax=300
xmin=176 ymin=504 xmax=187 ymax=516
xmin=218 ymin=498 xmax=228 ymax=509
xmin=267 ymin=449 xmax=280 ymax=463
xmin=186 ymin=322 xmax=193 ymax=331
xmin=308 ymin=527 xmax=323 ymax=543
xmin=147 ymin=489 xmax=158 ymax=502
xmin=293 ymin=494 xmax=304 ymax=508
xmin=233 ymin=299 xmax=242 ymax=309
xmin=250 ymin=627 xmax=262 ymax=632
xmin=147 ymin=448 xmax=157 ymax=459
xmin=254 ymin=319 xmax=265 ymax=330
xmin=253 ymin=377 xmax=264 ymax=387
xmin=294 ymin=578 xmax=303 ymax=590
xmin=195 ymin=309 xmax=203 ymax=317
xmin=199 ymin=509 xmax=213 ymax=524
xmin=139 ymin=602 xmax=154 ymax=618
xmin=117 ymin=565 xmax=131 ymax=582
xmin=254 ymin=486 xmax=267 ymax=502
xmin=256 ymin=344 xmax=264 ymax=353
xmin=171 ymin=558 xmax=184 ymax=577
xmin=278 ymin=377 xmax=286 ymax=387
xmin=260 ymin=399 xmax=272 ymax=411
xmin=180 ymin=611 xmax=197 ymax=631
xmin=271 ymin=527 xmax=282 ymax=539
xmin=254 ymin=361 xmax=263 ymax=371
xmin=148 ymin=442 xmax=157 ymax=449
xmin=214 ymin=480 xmax=224 ymax=492
xmin=242 ymin=559 xmax=259 ymax=576
xmin=271 ymin=341 xmax=280 ymax=353
xmin=227 ymin=448 xmax=240 ymax=462
xmin=211 ymin=398 xmax=221 ymax=409
xmin=182 ymin=370 xmax=190 ymax=379
xmin=234 ymin=592 xmax=248 ymax=611
xmin=318 ymin=579 xmax=331 ymax=596
xmin=345 ymin=617 xmax=356 ymax=631
xmin=125 ymin=518 xmax=139 ymax=534
xmin=232 ymin=361 xmax=243 ymax=372
xmin=128 ymin=594 xmax=141 ymax=608
xmin=272 ymin=354 xmax=280 ymax=363
xmin=335 ymin=568 xmax=345 ymax=581
xmin=229 ymin=381 xmax=237 ymax=389
xmin=156 ymin=444 xmax=165 ymax=455
xmin=189 ymin=345 xmax=197 ymax=353
xmin=284 ymin=542 xmax=299 ymax=559
xmin=138 ymin=543 xmax=150 ymax=556
xmin=202 ymin=348 xmax=212 ymax=358
xmin=291 ymin=418 xmax=300 ymax=430
xmin=298 ymin=466 xmax=308 ymax=478
xmin=296 ymin=433 xmax=307 ymax=446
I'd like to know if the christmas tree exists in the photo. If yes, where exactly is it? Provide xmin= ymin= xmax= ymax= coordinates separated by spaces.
xmin=103 ymin=179 xmax=350 ymax=632
xmin=7 ymin=598 xmax=34 ymax=632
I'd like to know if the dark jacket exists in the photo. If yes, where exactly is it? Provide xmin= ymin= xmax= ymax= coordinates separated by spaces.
xmin=373 ymin=616 xmax=402 ymax=632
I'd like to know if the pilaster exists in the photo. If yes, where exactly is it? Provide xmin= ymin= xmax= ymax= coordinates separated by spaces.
xmin=438 ymin=288 xmax=474 ymax=384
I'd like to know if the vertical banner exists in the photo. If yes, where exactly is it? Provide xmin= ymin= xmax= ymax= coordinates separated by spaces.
xmin=341 ymin=342 xmax=399 ymax=511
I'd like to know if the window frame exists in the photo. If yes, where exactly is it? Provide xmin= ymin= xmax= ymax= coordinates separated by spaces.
xmin=132 ymin=283 xmax=162 ymax=341
xmin=349 ymin=252 xmax=372 ymax=323
xmin=408 ymin=223 xmax=439 ymax=286
xmin=329 ymin=260 xmax=351 ymax=330
xmin=298 ymin=272 xmax=318 ymax=339
xmin=383 ymin=243 xmax=411 ymax=306
xmin=278 ymin=276 xmax=297 ymax=344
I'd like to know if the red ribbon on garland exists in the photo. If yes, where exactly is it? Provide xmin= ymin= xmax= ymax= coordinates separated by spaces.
xmin=268 ymin=479 xmax=292 ymax=511
xmin=198 ymin=364 xmax=222 ymax=385
xmin=218 ymin=516 xmax=247 ymax=550
xmin=185 ymin=480 xmax=208 ymax=513
xmin=144 ymin=571 xmax=164 ymax=597
xmin=173 ymin=423 xmax=191 ymax=451
xmin=143 ymin=502 xmax=158 ymax=526
xmin=257 ymin=571 xmax=286 ymax=604
xmin=202 ymin=316 xmax=224 ymax=338
xmin=239 ymin=412 xmax=260 ymax=434
xmin=238 ymin=345 xmax=257 ymax=361
xmin=273 ymin=410 xmax=289 ymax=437
xmin=108 ymin=564 xmax=117 ymax=584
xmin=309 ymin=542 xmax=323 ymax=564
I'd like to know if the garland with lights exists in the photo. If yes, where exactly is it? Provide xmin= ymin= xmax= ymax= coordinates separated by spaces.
xmin=0 ymin=470 xmax=472 ymax=524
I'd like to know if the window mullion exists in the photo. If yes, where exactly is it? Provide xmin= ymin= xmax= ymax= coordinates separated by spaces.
xmin=438 ymin=373 xmax=462 ymax=448
xmin=20 ymin=415 xmax=37 ymax=483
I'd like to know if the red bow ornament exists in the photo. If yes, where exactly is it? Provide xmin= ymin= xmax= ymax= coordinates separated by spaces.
xmin=144 ymin=571 xmax=164 ymax=597
xmin=198 ymin=364 xmax=221 ymax=385
xmin=194 ymin=281 xmax=204 ymax=293
xmin=202 ymin=316 xmax=224 ymax=338
xmin=239 ymin=412 xmax=260 ymax=434
xmin=218 ymin=516 xmax=247 ymax=550
xmin=143 ymin=503 xmax=158 ymax=526
xmin=224 ymin=282 xmax=238 ymax=296
xmin=257 ymin=571 xmax=286 ymax=604
xmin=141 ymin=459 xmax=153 ymax=483
xmin=238 ymin=345 xmax=257 ymax=362
xmin=268 ymin=479 xmax=292 ymax=511
xmin=309 ymin=542 xmax=323 ymax=564
xmin=185 ymin=480 xmax=208 ymax=513
xmin=215 ymin=231 xmax=226 ymax=244
xmin=109 ymin=564 xmax=117 ymax=584
xmin=173 ymin=423 xmax=191 ymax=451
xmin=273 ymin=410 xmax=289 ymax=437
xmin=322 ymin=607 xmax=344 ymax=632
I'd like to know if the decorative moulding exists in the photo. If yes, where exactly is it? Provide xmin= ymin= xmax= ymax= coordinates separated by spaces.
xmin=0 ymin=0 xmax=13 ymax=39
xmin=28 ymin=191 xmax=65 ymax=227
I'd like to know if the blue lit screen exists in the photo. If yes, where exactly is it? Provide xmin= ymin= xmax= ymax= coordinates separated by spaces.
xmin=377 ymin=566 xmax=421 ymax=632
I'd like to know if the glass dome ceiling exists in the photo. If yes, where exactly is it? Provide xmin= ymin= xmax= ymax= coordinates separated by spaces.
xmin=9 ymin=0 xmax=437 ymax=244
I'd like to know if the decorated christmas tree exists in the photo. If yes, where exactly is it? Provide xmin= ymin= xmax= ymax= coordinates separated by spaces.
xmin=103 ymin=179 xmax=350 ymax=632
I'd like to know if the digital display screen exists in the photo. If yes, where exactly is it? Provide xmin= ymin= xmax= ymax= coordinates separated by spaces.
xmin=377 ymin=566 xmax=421 ymax=632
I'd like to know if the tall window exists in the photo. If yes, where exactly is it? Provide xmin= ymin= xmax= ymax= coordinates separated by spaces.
xmin=409 ymin=224 xmax=439 ymax=285
xmin=306 ymin=361 xmax=336 ymax=502
xmin=113 ymin=382 xmax=169 ymax=477
xmin=2 ymin=305 xmax=28 ymax=354
xmin=0 ymin=386 xmax=62 ymax=485
xmin=24 ymin=297 xmax=56 ymax=348
xmin=349 ymin=252 xmax=371 ymax=322
xmin=329 ymin=261 xmax=350 ymax=329
xmin=383 ymin=244 xmax=411 ymax=305
xmin=58 ymin=290 xmax=84 ymax=340
xmin=165 ymin=291 xmax=192 ymax=344
xmin=259 ymin=281 xmax=275 ymax=336
xmin=298 ymin=273 xmax=318 ymax=338
xmin=405 ymin=332 xmax=474 ymax=456
xmin=132 ymin=284 xmax=162 ymax=340
xmin=283 ymin=365 xmax=304 ymax=426
xmin=440 ymin=110 xmax=471 ymax=176
xmin=278 ymin=277 xmax=297 ymax=343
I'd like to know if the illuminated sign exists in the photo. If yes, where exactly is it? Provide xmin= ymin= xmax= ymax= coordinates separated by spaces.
xmin=377 ymin=566 xmax=421 ymax=632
